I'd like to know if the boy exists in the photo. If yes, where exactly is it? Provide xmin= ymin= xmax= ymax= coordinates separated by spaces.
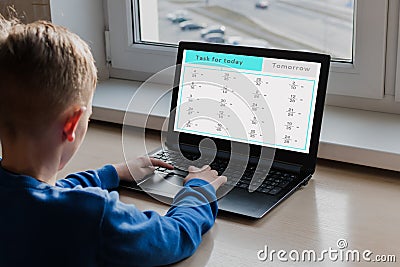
xmin=0 ymin=16 xmax=226 ymax=266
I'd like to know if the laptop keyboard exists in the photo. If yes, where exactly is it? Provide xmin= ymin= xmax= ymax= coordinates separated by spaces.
xmin=152 ymin=150 xmax=297 ymax=196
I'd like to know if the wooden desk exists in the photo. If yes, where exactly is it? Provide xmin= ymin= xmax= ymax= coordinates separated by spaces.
xmin=60 ymin=123 xmax=400 ymax=266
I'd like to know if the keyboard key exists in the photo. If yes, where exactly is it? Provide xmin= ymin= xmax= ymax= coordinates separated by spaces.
xmin=153 ymin=150 xmax=298 ymax=196
xmin=241 ymin=180 xmax=250 ymax=186
xmin=242 ymin=176 xmax=251 ymax=182
xmin=278 ymin=180 xmax=290 ymax=188
xmin=269 ymin=187 xmax=282 ymax=195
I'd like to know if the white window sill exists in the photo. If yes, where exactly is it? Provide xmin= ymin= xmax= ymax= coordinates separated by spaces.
xmin=93 ymin=79 xmax=400 ymax=172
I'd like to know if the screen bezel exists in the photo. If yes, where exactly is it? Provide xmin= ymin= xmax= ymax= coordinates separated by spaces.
xmin=167 ymin=41 xmax=331 ymax=172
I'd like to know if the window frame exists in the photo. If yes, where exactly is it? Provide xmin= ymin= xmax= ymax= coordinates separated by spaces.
xmin=107 ymin=0 xmax=391 ymax=101
xmin=396 ymin=0 xmax=400 ymax=102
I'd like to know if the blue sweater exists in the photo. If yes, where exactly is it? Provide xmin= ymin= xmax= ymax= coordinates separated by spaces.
xmin=0 ymin=162 xmax=218 ymax=267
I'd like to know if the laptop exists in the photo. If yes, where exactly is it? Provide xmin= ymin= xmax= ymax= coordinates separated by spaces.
xmin=120 ymin=41 xmax=330 ymax=218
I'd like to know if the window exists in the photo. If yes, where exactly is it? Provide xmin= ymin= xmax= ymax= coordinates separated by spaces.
xmin=139 ymin=0 xmax=353 ymax=63
xmin=0 ymin=0 xmax=51 ymax=22
xmin=107 ymin=0 xmax=390 ymax=101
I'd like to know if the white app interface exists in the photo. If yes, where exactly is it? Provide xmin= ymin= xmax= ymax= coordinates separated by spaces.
xmin=174 ymin=50 xmax=321 ymax=153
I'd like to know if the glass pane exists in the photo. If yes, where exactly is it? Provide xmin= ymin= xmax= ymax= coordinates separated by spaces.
xmin=0 ymin=0 xmax=51 ymax=23
xmin=137 ymin=0 xmax=354 ymax=62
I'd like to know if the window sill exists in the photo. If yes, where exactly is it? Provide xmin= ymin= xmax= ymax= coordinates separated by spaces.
xmin=93 ymin=79 xmax=400 ymax=172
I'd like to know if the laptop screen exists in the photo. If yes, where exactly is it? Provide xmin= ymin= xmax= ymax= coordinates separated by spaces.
xmin=173 ymin=48 xmax=322 ymax=154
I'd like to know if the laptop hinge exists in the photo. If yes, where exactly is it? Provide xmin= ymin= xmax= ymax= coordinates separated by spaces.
xmin=271 ymin=161 xmax=302 ymax=174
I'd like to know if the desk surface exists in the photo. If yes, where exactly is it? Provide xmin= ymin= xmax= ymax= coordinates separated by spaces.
xmin=59 ymin=123 xmax=400 ymax=266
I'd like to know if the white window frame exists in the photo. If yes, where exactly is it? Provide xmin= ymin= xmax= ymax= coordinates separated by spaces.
xmin=106 ymin=0 xmax=391 ymax=101
xmin=396 ymin=0 xmax=400 ymax=102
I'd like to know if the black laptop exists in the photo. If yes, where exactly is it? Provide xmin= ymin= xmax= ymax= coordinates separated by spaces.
xmin=121 ymin=41 xmax=330 ymax=218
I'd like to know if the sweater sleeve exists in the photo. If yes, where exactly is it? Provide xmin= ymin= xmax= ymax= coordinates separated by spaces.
xmin=99 ymin=179 xmax=218 ymax=267
xmin=56 ymin=165 xmax=119 ymax=190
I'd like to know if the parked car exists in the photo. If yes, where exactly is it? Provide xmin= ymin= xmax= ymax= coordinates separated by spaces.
xmin=179 ymin=21 xmax=206 ymax=31
xmin=255 ymin=0 xmax=269 ymax=9
xmin=170 ymin=15 xmax=190 ymax=24
xmin=203 ymin=33 xmax=225 ymax=44
xmin=166 ymin=10 xmax=188 ymax=21
xmin=226 ymin=36 xmax=270 ymax=48
xmin=200 ymin=25 xmax=226 ymax=38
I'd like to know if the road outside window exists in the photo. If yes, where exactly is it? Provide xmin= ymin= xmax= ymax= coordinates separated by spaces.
xmin=137 ymin=0 xmax=354 ymax=62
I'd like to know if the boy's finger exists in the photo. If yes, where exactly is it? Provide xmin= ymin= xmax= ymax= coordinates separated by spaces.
xmin=149 ymin=158 xmax=174 ymax=169
xmin=188 ymin=165 xmax=210 ymax=173
xmin=213 ymin=175 xmax=227 ymax=189
xmin=188 ymin=166 xmax=198 ymax=172
xmin=200 ymin=165 xmax=211 ymax=171
xmin=219 ymin=175 xmax=228 ymax=184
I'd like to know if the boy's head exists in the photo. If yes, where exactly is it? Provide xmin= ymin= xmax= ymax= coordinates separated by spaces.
xmin=0 ymin=16 xmax=97 ymax=171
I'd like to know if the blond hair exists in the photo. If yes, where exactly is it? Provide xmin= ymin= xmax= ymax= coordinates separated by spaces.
xmin=0 ymin=15 xmax=97 ymax=137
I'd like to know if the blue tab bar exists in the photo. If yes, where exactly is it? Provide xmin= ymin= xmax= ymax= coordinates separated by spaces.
xmin=184 ymin=50 xmax=263 ymax=71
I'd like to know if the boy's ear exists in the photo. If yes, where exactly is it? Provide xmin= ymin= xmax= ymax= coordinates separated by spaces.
xmin=62 ymin=107 xmax=86 ymax=142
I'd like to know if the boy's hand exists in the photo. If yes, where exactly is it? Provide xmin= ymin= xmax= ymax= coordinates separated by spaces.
xmin=184 ymin=165 xmax=227 ymax=191
xmin=113 ymin=157 xmax=174 ymax=183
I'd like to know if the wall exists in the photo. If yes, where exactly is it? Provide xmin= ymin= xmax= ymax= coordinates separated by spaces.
xmin=0 ymin=0 xmax=108 ymax=80
xmin=50 ymin=0 xmax=108 ymax=80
